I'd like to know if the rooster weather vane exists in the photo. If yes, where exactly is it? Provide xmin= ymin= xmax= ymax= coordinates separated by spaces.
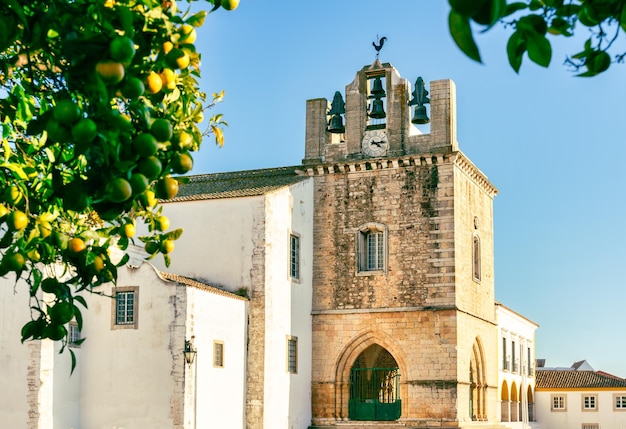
xmin=372 ymin=35 xmax=387 ymax=59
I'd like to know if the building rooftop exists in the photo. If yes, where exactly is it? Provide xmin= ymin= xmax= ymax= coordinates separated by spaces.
xmin=167 ymin=166 xmax=308 ymax=202
xmin=536 ymin=370 xmax=626 ymax=389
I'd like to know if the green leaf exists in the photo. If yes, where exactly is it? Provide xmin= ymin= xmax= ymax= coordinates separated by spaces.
xmin=70 ymin=349 xmax=77 ymax=375
xmin=186 ymin=11 xmax=207 ymax=27
xmin=448 ymin=14 xmax=480 ymax=55
xmin=504 ymin=2 xmax=529 ymax=17
xmin=74 ymin=295 xmax=88 ymax=309
xmin=165 ymin=228 xmax=184 ymax=240
xmin=621 ymin=3 xmax=626 ymax=32
xmin=526 ymin=32 xmax=552 ymax=67
xmin=507 ymin=31 xmax=527 ymax=73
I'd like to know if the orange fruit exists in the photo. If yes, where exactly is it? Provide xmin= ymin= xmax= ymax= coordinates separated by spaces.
xmin=166 ymin=48 xmax=189 ymax=69
xmin=122 ymin=76 xmax=145 ymax=98
xmin=145 ymin=241 xmax=159 ymax=255
xmin=54 ymin=231 xmax=69 ymax=250
xmin=71 ymin=118 xmax=97 ymax=144
xmin=160 ymin=68 xmax=176 ymax=90
xmin=106 ymin=178 xmax=133 ymax=203
xmin=4 ymin=252 xmax=25 ymax=271
xmin=0 ymin=204 xmax=8 ymax=218
xmin=133 ymin=133 xmax=158 ymax=157
xmin=220 ymin=0 xmax=239 ymax=10
xmin=4 ymin=184 xmax=22 ymax=205
xmin=172 ymin=130 xmax=193 ymax=150
xmin=46 ymin=119 xmax=71 ymax=143
xmin=93 ymin=255 xmax=105 ymax=272
xmin=163 ymin=41 xmax=174 ymax=54
xmin=142 ymin=190 xmax=157 ymax=208
xmin=96 ymin=60 xmax=125 ymax=85
xmin=129 ymin=172 xmax=149 ymax=194
xmin=41 ymin=278 xmax=60 ymax=293
xmin=171 ymin=152 xmax=193 ymax=174
xmin=68 ymin=237 xmax=86 ymax=254
xmin=156 ymin=215 xmax=170 ymax=231
xmin=150 ymin=118 xmax=173 ymax=142
xmin=48 ymin=301 xmax=74 ymax=324
xmin=138 ymin=156 xmax=162 ymax=180
xmin=109 ymin=36 xmax=135 ymax=63
xmin=54 ymin=99 xmax=81 ymax=125
xmin=123 ymin=223 xmax=136 ymax=238
xmin=161 ymin=239 xmax=175 ymax=254
xmin=7 ymin=210 xmax=28 ymax=230
xmin=179 ymin=24 xmax=197 ymax=44
xmin=155 ymin=177 xmax=179 ymax=200
xmin=146 ymin=71 xmax=163 ymax=94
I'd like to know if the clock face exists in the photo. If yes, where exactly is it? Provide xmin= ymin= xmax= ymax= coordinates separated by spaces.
xmin=362 ymin=129 xmax=388 ymax=157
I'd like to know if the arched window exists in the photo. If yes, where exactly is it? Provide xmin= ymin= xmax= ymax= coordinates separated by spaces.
xmin=357 ymin=223 xmax=387 ymax=273
xmin=472 ymin=234 xmax=481 ymax=282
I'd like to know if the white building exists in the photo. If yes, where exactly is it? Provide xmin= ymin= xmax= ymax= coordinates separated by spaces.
xmin=496 ymin=303 xmax=539 ymax=428
xmin=534 ymin=361 xmax=626 ymax=429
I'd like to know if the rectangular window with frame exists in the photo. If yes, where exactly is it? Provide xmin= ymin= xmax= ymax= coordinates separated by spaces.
xmin=287 ymin=336 xmax=297 ymax=374
xmin=213 ymin=341 xmax=224 ymax=368
xmin=502 ymin=337 xmax=508 ymax=370
xmin=69 ymin=322 xmax=81 ymax=347
xmin=614 ymin=394 xmax=626 ymax=410
xmin=289 ymin=234 xmax=300 ymax=280
xmin=582 ymin=394 xmax=598 ymax=411
xmin=357 ymin=224 xmax=387 ymax=273
xmin=112 ymin=287 xmax=138 ymax=329
xmin=552 ymin=395 xmax=566 ymax=411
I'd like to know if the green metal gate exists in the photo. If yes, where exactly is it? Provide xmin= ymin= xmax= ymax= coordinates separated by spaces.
xmin=348 ymin=367 xmax=401 ymax=421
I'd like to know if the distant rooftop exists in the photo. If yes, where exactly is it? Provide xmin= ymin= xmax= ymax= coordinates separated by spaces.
xmin=167 ymin=166 xmax=309 ymax=202
xmin=536 ymin=370 xmax=626 ymax=389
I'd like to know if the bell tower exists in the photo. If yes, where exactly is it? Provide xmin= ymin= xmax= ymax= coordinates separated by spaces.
xmin=304 ymin=59 xmax=458 ymax=165
xmin=304 ymin=59 xmax=501 ymax=428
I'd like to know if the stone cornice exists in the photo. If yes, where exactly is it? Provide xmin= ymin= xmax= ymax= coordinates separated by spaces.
xmin=298 ymin=153 xmax=452 ymax=177
xmin=452 ymin=151 xmax=499 ymax=198
xmin=298 ymin=151 xmax=499 ymax=198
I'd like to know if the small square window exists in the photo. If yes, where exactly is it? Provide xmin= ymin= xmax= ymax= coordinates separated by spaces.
xmin=582 ymin=394 xmax=598 ymax=411
xmin=214 ymin=341 xmax=224 ymax=368
xmin=112 ymin=287 xmax=138 ymax=329
xmin=290 ymin=234 xmax=300 ymax=280
xmin=615 ymin=395 xmax=626 ymax=410
xmin=552 ymin=395 xmax=566 ymax=411
xmin=287 ymin=336 xmax=297 ymax=374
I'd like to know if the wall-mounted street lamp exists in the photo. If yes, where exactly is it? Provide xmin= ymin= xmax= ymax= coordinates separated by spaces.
xmin=184 ymin=337 xmax=197 ymax=366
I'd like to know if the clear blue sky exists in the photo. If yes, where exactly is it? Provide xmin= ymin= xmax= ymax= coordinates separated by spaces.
xmin=190 ymin=1 xmax=626 ymax=376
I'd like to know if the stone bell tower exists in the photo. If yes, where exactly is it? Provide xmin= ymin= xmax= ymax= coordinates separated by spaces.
xmin=303 ymin=60 xmax=503 ymax=428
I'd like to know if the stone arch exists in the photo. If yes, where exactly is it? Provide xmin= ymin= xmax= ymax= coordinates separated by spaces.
xmin=527 ymin=385 xmax=535 ymax=421
xmin=333 ymin=329 xmax=408 ymax=420
xmin=510 ymin=381 xmax=519 ymax=421
xmin=500 ymin=380 xmax=510 ymax=422
xmin=469 ymin=337 xmax=487 ymax=421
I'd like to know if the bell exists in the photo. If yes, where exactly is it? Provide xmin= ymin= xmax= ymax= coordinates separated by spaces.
xmin=412 ymin=105 xmax=429 ymax=124
xmin=328 ymin=114 xmax=345 ymax=133
xmin=370 ymin=76 xmax=385 ymax=98
xmin=369 ymin=99 xmax=386 ymax=119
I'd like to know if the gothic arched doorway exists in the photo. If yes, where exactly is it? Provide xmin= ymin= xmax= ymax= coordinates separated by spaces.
xmin=469 ymin=337 xmax=487 ymax=421
xmin=348 ymin=344 xmax=401 ymax=421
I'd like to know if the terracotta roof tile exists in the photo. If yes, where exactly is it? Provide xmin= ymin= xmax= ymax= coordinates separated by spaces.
xmin=165 ymin=166 xmax=308 ymax=202
xmin=536 ymin=370 xmax=626 ymax=390
xmin=158 ymin=271 xmax=248 ymax=301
